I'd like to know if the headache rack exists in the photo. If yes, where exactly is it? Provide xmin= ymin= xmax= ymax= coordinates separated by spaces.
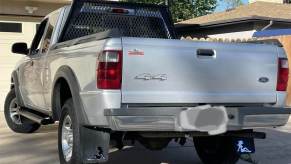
xmin=59 ymin=0 xmax=176 ymax=42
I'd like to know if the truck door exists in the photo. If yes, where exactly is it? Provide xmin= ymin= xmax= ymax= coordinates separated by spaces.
xmin=19 ymin=19 xmax=48 ymax=110
xmin=40 ymin=11 xmax=60 ymax=110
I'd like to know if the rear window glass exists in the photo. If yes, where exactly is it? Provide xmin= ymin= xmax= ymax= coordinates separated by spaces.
xmin=65 ymin=13 xmax=169 ymax=40
xmin=60 ymin=2 xmax=175 ymax=42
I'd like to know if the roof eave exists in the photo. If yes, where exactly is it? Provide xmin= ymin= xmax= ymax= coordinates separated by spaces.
xmin=175 ymin=16 xmax=291 ymax=29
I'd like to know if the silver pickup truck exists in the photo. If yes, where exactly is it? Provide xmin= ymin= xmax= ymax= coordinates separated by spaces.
xmin=4 ymin=1 xmax=291 ymax=164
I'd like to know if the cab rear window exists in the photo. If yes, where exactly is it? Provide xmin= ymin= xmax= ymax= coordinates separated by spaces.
xmin=59 ymin=1 xmax=175 ymax=42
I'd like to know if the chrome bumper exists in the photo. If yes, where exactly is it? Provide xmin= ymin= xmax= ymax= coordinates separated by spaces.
xmin=105 ymin=107 xmax=291 ymax=132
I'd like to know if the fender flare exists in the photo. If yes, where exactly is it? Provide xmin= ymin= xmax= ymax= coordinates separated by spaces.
xmin=11 ymin=71 xmax=25 ymax=107
xmin=52 ymin=66 xmax=89 ymax=125
xmin=53 ymin=66 xmax=110 ymax=163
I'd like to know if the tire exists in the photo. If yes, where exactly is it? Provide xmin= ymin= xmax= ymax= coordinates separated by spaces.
xmin=194 ymin=136 xmax=240 ymax=164
xmin=58 ymin=98 xmax=83 ymax=164
xmin=4 ymin=90 xmax=40 ymax=133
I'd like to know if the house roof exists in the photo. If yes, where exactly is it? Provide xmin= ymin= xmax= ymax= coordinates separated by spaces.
xmin=176 ymin=2 xmax=291 ymax=27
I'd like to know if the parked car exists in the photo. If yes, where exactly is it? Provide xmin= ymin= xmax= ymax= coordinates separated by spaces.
xmin=4 ymin=1 xmax=291 ymax=164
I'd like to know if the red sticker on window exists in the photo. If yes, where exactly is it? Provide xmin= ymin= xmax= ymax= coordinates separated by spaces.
xmin=128 ymin=49 xmax=144 ymax=56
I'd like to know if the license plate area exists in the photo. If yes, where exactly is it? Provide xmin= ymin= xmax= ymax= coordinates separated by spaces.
xmin=179 ymin=105 xmax=229 ymax=135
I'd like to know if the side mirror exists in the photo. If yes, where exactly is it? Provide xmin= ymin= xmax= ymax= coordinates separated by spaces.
xmin=12 ymin=42 xmax=29 ymax=55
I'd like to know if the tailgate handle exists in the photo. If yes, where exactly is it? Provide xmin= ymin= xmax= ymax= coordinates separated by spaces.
xmin=197 ymin=49 xmax=216 ymax=58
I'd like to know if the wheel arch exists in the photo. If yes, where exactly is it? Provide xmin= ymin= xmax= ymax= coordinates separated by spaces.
xmin=51 ymin=66 xmax=89 ymax=124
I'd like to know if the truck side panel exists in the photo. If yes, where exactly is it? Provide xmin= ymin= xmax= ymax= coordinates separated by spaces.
xmin=44 ymin=38 xmax=122 ymax=125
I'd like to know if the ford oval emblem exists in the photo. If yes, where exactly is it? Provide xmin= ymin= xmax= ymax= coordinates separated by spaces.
xmin=259 ymin=77 xmax=269 ymax=83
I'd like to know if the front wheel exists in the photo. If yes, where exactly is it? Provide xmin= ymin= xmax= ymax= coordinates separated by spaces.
xmin=194 ymin=136 xmax=240 ymax=164
xmin=4 ymin=90 xmax=40 ymax=133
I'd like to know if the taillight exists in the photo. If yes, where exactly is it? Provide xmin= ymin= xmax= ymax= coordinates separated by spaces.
xmin=97 ymin=50 xmax=122 ymax=89
xmin=277 ymin=58 xmax=289 ymax=91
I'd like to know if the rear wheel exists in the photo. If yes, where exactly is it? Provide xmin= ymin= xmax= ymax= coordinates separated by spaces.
xmin=4 ymin=90 xmax=40 ymax=133
xmin=58 ymin=99 xmax=83 ymax=164
xmin=194 ymin=136 xmax=240 ymax=164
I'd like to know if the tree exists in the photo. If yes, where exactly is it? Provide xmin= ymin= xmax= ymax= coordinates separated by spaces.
xmin=123 ymin=0 xmax=217 ymax=22
xmin=193 ymin=0 xmax=217 ymax=17
xmin=223 ymin=0 xmax=243 ymax=9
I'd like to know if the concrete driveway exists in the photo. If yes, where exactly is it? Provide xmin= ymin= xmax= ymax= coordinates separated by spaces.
xmin=1 ymin=112 xmax=291 ymax=164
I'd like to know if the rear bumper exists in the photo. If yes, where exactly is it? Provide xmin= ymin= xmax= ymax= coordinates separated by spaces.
xmin=105 ymin=107 xmax=291 ymax=132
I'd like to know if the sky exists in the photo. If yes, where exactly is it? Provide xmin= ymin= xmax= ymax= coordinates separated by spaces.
xmin=215 ymin=0 xmax=249 ymax=12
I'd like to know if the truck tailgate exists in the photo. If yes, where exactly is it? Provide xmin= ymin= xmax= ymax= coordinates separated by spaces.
xmin=121 ymin=37 xmax=278 ymax=104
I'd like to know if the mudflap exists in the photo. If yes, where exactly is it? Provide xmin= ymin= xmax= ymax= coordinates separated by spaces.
xmin=80 ymin=126 xmax=110 ymax=163
xmin=233 ymin=137 xmax=255 ymax=154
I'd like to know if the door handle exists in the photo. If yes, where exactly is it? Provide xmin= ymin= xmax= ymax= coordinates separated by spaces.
xmin=197 ymin=49 xmax=216 ymax=58
xmin=30 ymin=60 xmax=34 ymax=66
